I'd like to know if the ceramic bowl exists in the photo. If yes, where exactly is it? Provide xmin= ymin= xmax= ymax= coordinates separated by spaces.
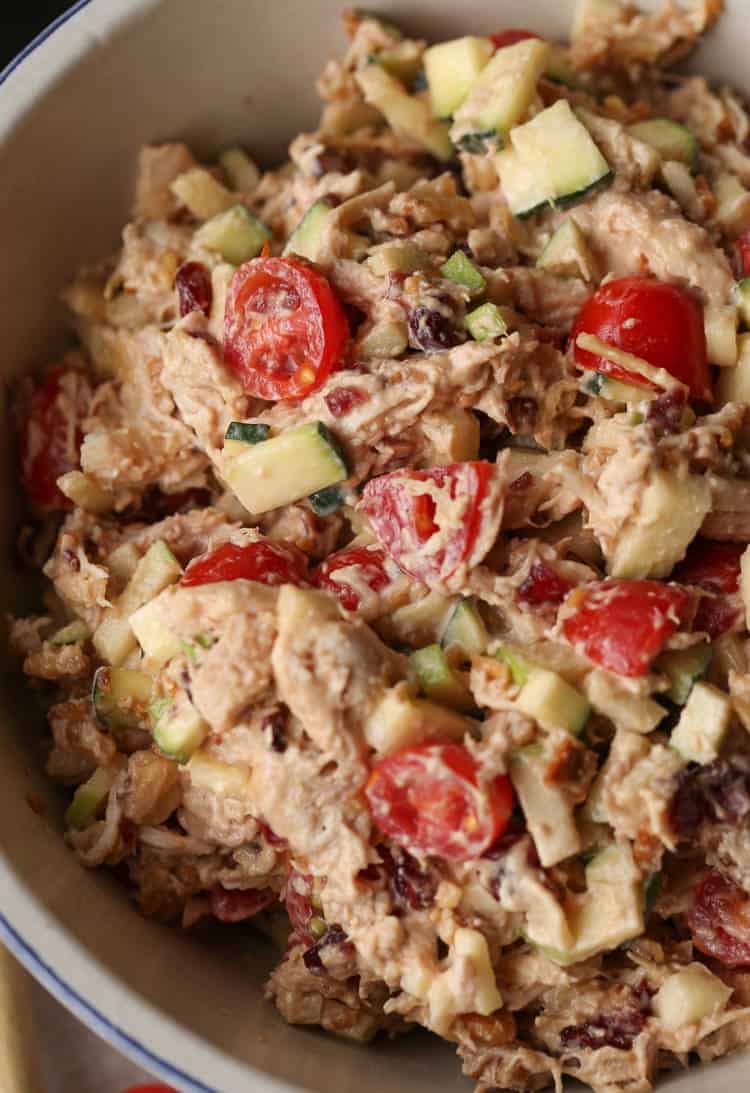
xmin=0 ymin=2 xmax=747 ymax=1090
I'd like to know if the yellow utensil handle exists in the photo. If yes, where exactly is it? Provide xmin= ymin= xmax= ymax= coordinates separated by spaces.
xmin=0 ymin=944 xmax=44 ymax=1093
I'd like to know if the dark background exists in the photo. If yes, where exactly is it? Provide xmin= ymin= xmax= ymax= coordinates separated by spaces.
xmin=3 ymin=3 xmax=75 ymax=69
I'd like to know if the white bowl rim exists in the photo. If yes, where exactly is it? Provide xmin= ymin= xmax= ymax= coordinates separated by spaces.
xmin=0 ymin=12 xmax=260 ymax=1090
xmin=0 ymin=913 xmax=214 ymax=1091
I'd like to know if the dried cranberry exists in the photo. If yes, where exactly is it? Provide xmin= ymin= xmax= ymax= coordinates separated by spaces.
xmin=509 ymin=471 xmax=534 ymax=494
xmin=670 ymin=755 xmax=750 ymax=839
xmin=176 ymin=262 xmax=213 ymax=317
xmin=378 ymin=844 xmax=438 ymax=911
xmin=560 ymin=1010 xmax=646 ymax=1053
xmin=518 ymin=562 xmax=573 ymax=607
xmin=210 ymin=886 xmax=274 ymax=923
xmin=694 ymin=594 xmax=742 ymax=639
xmin=647 ymin=390 xmax=687 ymax=434
xmin=689 ymin=871 xmax=750 ymax=966
xmin=302 ymin=924 xmax=353 ymax=975
xmin=408 ymin=307 xmax=459 ymax=352
xmin=324 ymin=386 xmax=368 ymax=417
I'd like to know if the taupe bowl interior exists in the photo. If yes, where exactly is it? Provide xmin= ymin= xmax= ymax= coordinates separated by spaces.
xmin=0 ymin=2 xmax=747 ymax=1090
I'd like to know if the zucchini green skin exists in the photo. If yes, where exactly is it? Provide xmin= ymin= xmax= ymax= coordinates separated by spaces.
xmin=555 ymin=170 xmax=615 ymax=211
xmin=441 ymin=250 xmax=486 ymax=293
xmin=514 ymin=170 xmax=614 ymax=218
xmin=225 ymin=421 xmax=270 ymax=444
xmin=49 ymin=620 xmax=91 ymax=645
xmin=92 ymin=666 xmax=153 ymax=731
xmin=309 ymin=485 xmax=344 ymax=516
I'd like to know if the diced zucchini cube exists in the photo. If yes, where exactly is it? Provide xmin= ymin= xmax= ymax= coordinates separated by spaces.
xmin=423 ymin=36 xmax=494 ymax=118
xmin=170 ymin=168 xmax=235 ymax=220
xmin=627 ymin=119 xmax=699 ymax=171
xmin=225 ymin=421 xmax=270 ymax=445
xmin=510 ymin=100 xmax=612 ymax=213
xmin=441 ymin=250 xmax=486 ymax=294
xmin=495 ymin=645 xmax=532 ymax=686
xmin=129 ymin=598 xmax=183 ymax=667
xmin=426 ymin=37 xmax=496 ymax=119
xmin=652 ymin=964 xmax=732 ymax=1030
xmin=92 ymin=666 xmax=153 ymax=731
xmin=451 ymin=39 xmax=550 ymax=146
xmin=194 ymin=205 xmax=270 ymax=265
xmin=219 ymin=146 xmax=261 ymax=191
xmin=441 ymin=599 xmax=488 ymax=658
xmin=49 ymin=620 xmax=91 ymax=646
xmin=283 ymin=199 xmax=334 ymax=261
xmin=670 ymin=681 xmax=732 ymax=765
xmin=411 ymin=644 xmax=475 ymax=712
xmin=308 ymin=485 xmax=344 ymax=517
xmin=495 ymin=145 xmax=552 ymax=219
xmin=516 ymin=667 xmax=590 ymax=735
xmin=93 ymin=541 xmax=182 ymax=666
xmin=386 ymin=592 xmax=457 ymax=648
xmin=221 ymin=421 xmax=348 ymax=516
xmin=657 ymin=643 xmax=712 ymax=706
xmin=366 ymin=242 xmax=430 ymax=277
xmin=152 ymin=693 xmax=209 ymax=763
xmin=364 ymin=683 xmax=471 ymax=754
xmin=65 ymin=766 xmax=115 ymax=830
xmin=375 ymin=40 xmax=425 ymax=86
xmin=465 ymin=302 xmax=508 ymax=342
xmin=537 ymin=218 xmax=598 ymax=281
xmin=355 ymin=65 xmax=453 ymax=161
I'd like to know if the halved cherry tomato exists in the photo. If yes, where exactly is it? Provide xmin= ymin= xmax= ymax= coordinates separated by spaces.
xmin=366 ymin=743 xmax=514 ymax=862
xmin=688 ymin=870 xmax=750 ymax=967
xmin=673 ymin=539 xmax=744 ymax=638
xmin=490 ymin=29 xmax=539 ymax=49
xmin=562 ymin=579 xmax=694 ymax=678
xmin=181 ymin=539 xmax=308 ymax=587
xmin=19 ymin=364 xmax=89 ymax=509
xmin=361 ymin=462 xmax=496 ymax=585
xmin=312 ymin=544 xmax=390 ymax=612
xmin=210 ymin=885 xmax=275 ymax=923
xmin=736 ymin=229 xmax=750 ymax=278
xmin=224 ymin=257 xmax=348 ymax=401
xmin=571 ymin=277 xmax=710 ymax=401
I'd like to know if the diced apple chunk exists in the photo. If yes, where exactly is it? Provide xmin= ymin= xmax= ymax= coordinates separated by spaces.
xmin=608 ymin=469 xmax=711 ymax=580
xmin=653 ymin=964 xmax=732 ymax=1030
xmin=671 ymin=681 xmax=732 ymax=765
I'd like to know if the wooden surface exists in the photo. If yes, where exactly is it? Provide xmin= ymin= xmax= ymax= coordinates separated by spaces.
xmin=0 ymin=944 xmax=152 ymax=1093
